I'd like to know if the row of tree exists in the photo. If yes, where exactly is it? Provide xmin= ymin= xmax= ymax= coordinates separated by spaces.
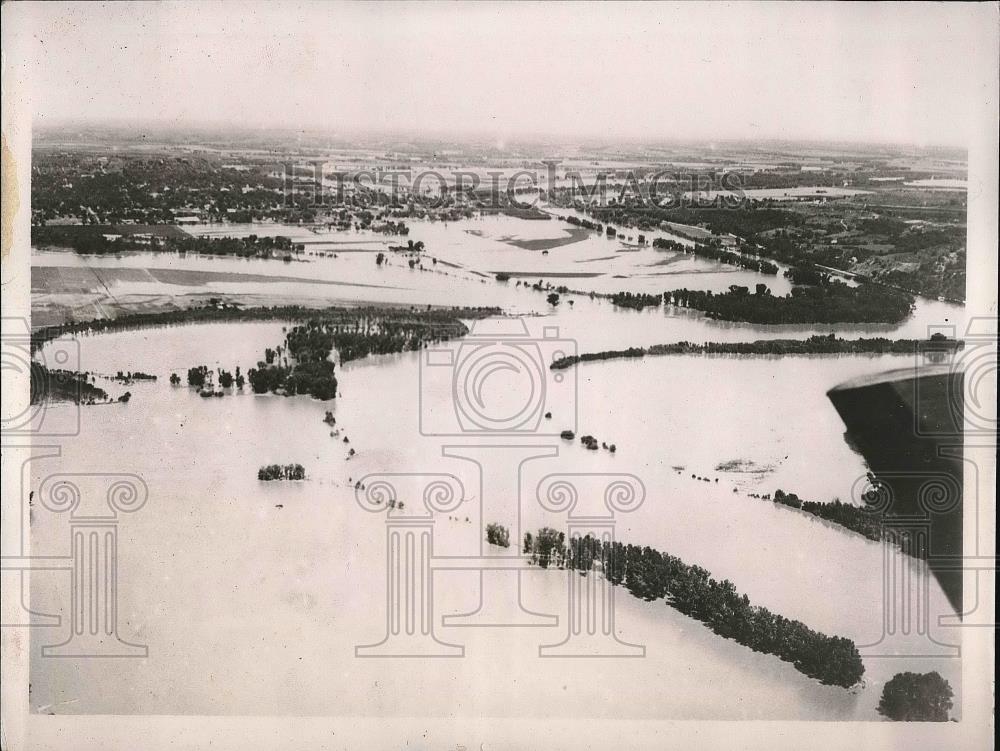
xmin=523 ymin=529 xmax=865 ymax=688
xmin=653 ymin=237 xmax=779 ymax=275
xmin=32 ymin=225 xmax=305 ymax=258
xmin=610 ymin=291 xmax=663 ymax=310
xmin=549 ymin=334 xmax=963 ymax=369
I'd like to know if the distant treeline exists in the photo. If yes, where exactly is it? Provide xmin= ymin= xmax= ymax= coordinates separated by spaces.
xmin=652 ymin=238 xmax=779 ymax=275
xmin=610 ymin=291 xmax=664 ymax=310
xmin=523 ymin=528 xmax=865 ymax=688
xmin=605 ymin=282 xmax=914 ymax=324
xmin=32 ymin=226 xmax=305 ymax=258
xmin=30 ymin=303 xmax=502 ymax=354
xmin=111 ymin=370 xmax=157 ymax=383
xmin=561 ymin=215 xmax=603 ymax=232
xmin=663 ymin=282 xmax=914 ymax=324
xmin=550 ymin=334 xmax=963 ymax=369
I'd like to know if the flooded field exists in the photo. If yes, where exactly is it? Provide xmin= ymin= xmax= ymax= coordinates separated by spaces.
xmin=27 ymin=302 xmax=963 ymax=718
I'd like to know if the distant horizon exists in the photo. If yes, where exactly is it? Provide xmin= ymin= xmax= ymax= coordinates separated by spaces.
xmin=30 ymin=118 xmax=970 ymax=157
xmin=6 ymin=2 xmax=995 ymax=153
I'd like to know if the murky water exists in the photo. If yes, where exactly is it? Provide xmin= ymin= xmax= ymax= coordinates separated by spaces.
xmin=26 ymin=310 xmax=963 ymax=719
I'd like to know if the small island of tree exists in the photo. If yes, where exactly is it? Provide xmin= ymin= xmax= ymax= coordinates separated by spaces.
xmin=877 ymin=671 xmax=954 ymax=722
xmin=257 ymin=464 xmax=306 ymax=481
xmin=485 ymin=522 xmax=511 ymax=548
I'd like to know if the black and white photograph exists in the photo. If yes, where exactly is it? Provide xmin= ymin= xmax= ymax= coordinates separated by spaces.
xmin=1 ymin=3 xmax=996 ymax=750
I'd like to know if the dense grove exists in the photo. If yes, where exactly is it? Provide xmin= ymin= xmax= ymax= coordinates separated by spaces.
xmin=524 ymin=529 xmax=865 ymax=688
xmin=877 ymin=671 xmax=954 ymax=721
xmin=550 ymin=334 xmax=963 ymax=369
xmin=663 ymin=282 xmax=914 ymax=324
xmin=30 ymin=364 xmax=109 ymax=404
xmin=485 ymin=522 xmax=511 ymax=548
xmin=247 ymin=310 xmax=477 ymax=400
xmin=607 ymin=281 xmax=915 ymax=323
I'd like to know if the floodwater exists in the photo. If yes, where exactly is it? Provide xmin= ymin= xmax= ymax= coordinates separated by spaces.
xmin=26 ymin=213 xmax=966 ymax=719
xmin=33 ymin=214 xmax=961 ymax=334
xmin=26 ymin=306 xmax=964 ymax=719
xmin=33 ymin=213 xmax=801 ymax=300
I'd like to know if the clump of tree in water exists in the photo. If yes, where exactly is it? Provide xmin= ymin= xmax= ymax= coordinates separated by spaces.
xmin=187 ymin=366 xmax=210 ymax=388
xmin=485 ymin=522 xmax=511 ymax=548
xmin=523 ymin=529 xmax=865 ymax=688
xmin=247 ymin=309 xmax=478 ymax=400
xmin=663 ymin=282 xmax=914 ymax=324
xmin=257 ymin=464 xmax=306 ymax=481
xmin=877 ymin=671 xmax=954 ymax=721
xmin=610 ymin=291 xmax=663 ymax=311
xmin=522 ymin=528 xmax=567 ymax=569
xmin=30 ymin=363 xmax=110 ymax=405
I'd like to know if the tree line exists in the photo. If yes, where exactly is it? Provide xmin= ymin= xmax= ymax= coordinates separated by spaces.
xmin=30 ymin=303 xmax=502 ymax=355
xmin=661 ymin=282 xmax=914 ymax=324
xmin=32 ymin=226 xmax=305 ymax=259
xmin=523 ymin=529 xmax=865 ymax=688
xmin=652 ymin=237 xmax=779 ymax=275
xmin=549 ymin=334 xmax=963 ymax=369
xmin=752 ymin=487 xmax=927 ymax=560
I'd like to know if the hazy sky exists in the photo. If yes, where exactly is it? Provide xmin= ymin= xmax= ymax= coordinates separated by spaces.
xmin=4 ymin=1 xmax=997 ymax=146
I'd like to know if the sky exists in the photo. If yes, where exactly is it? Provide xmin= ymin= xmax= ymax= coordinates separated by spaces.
xmin=3 ymin=1 xmax=998 ymax=147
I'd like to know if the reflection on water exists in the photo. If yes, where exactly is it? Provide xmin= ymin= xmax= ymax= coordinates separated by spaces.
xmin=29 ymin=318 xmax=961 ymax=719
